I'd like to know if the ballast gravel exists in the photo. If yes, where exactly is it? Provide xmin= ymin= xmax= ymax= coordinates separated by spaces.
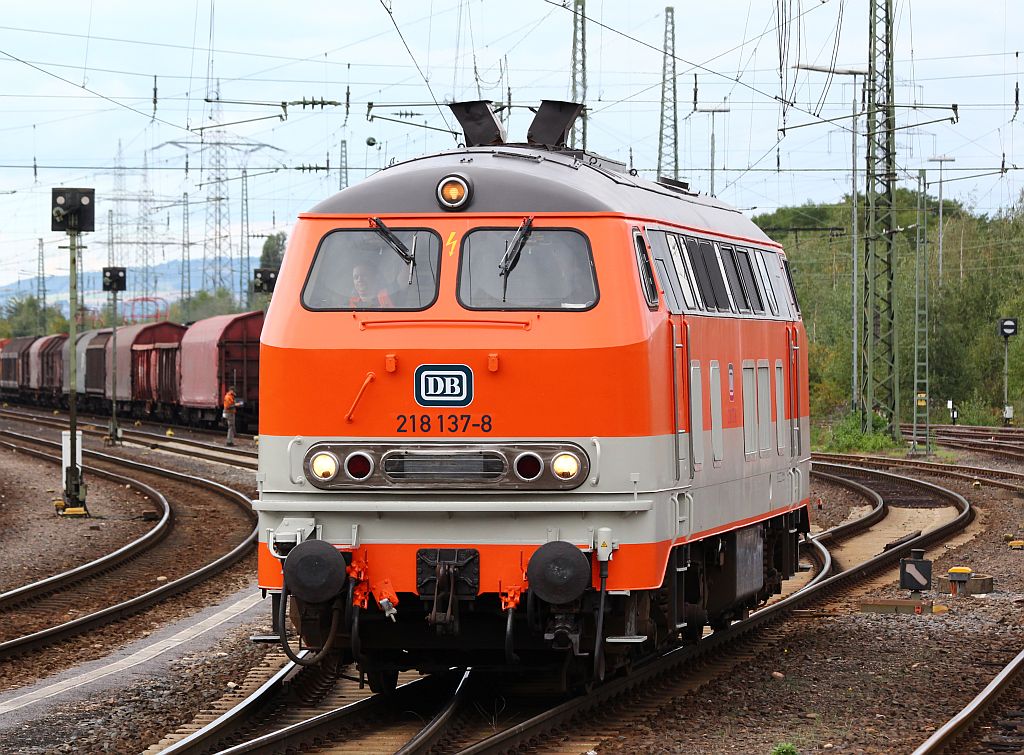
xmin=598 ymin=459 xmax=1024 ymax=754
xmin=0 ymin=447 xmax=152 ymax=592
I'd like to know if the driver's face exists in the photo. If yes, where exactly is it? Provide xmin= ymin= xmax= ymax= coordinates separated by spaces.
xmin=353 ymin=265 xmax=374 ymax=297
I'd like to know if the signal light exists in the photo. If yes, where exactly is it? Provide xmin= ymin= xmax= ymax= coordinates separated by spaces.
xmin=514 ymin=452 xmax=543 ymax=481
xmin=51 ymin=188 xmax=95 ymax=232
xmin=345 ymin=452 xmax=374 ymax=481
xmin=102 ymin=267 xmax=127 ymax=292
xmin=436 ymin=175 xmax=471 ymax=210
xmin=253 ymin=268 xmax=278 ymax=294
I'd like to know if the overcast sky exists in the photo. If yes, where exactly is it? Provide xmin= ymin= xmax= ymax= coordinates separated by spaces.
xmin=0 ymin=0 xmax=1021 ymax=291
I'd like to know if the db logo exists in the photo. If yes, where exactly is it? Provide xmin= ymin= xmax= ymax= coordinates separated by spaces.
xmin=414 ymin=364 xmax=474 ymax=407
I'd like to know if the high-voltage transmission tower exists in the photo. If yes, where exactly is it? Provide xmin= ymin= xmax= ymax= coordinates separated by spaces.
xmin=181 ymin=192 xmax=191 ymax=321
xmin=112 ymin=140 xmax=129 ymax=270
xmin=860 ymin=0 xmax=899 ymax=437
xmin=36 ymin=239 xmax=46 ymax=333
xmin=203 ymin=87 xmax=231 ymax=293
xmin=239 ymin=170 xmax=250 ymax=307
xmin=569 ymin=0 xmax=587 ymax=150
xmin=657 ymin=7 xmax=678 ymax=180
xmin=135 ymin=152 xmax=156 ymax=303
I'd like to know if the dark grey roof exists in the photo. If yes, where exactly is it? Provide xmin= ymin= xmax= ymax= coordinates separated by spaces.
xmin=307 ymin=146 xmax=775 ymax=246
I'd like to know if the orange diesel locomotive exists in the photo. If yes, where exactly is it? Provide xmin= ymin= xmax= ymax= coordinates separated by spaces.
xmin=258 ymin=101 xmax=810 ymax=690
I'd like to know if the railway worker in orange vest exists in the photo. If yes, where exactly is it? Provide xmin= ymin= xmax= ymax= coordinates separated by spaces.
xmin=223 ymin=386 xmax=242 ymax=446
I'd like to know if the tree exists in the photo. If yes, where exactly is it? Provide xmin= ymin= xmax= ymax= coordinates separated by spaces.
xmin=260 ymin=232 xmax=287 ymax=269
xmin=168 ymin=287 xmax=241 ymax=323
xmin=2 ymin=295 xmax=69 ymax=336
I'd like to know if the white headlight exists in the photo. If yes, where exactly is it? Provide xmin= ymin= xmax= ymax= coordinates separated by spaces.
xmin=310 ymin=452 xmax=339 ymax=480
xmin=551 ymin=452 xmax=581 ymax=480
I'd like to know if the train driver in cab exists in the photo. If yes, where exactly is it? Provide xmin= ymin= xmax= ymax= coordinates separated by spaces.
xmin=349 ymin=263 xmax=394 ymax=308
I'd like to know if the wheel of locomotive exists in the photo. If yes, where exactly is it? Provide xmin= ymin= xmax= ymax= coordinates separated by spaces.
xmin=708 ymin=614 xmax=732 ymax=632
xmin=365 ymin=666 xmax=399 ymax=694
xmin=682 ymin=620 xmax=704 ymax=642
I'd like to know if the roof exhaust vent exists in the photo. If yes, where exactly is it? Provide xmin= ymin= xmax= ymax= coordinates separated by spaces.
xmin=448 ymin=101 xmax=507 ymax=147
xmin=527 ymin=100 xmax=584 ymax=149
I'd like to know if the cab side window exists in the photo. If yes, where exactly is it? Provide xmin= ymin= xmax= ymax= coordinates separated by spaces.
xmin=634 ymin=232 xmax=659 ymax=310
xmin=647 ymin=231 xmax=684 ymax=314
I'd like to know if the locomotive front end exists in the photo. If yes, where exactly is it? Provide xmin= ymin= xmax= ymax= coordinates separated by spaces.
xmin=257 ymin=104 xmax=810 ymax=690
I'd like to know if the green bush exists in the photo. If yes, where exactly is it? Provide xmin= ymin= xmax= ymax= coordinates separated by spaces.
xmin=770 ymin=744 xmax=799 ymax=755
xmin=952 ymin=394 xmax=1000 ymax=427
xmin=817 ymin=412 xmax=901 ymax=453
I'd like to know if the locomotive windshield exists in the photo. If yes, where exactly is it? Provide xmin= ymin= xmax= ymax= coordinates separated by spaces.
xmin=458 ymin=228 xmax=597 ymax=310
xmin=302 ymin=229 xmax=441 ymax=311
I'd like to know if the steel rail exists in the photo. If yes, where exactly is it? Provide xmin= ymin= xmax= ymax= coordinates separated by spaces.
xmin=814 ymin=451 xmax=1024 ymax=491
xmin=0 ymin=428 xmax=257 ymax=658
xmin=152 ymin=466 xmax=874 ymax=754
xmin=458 ymin=463 xmax=972 ymax=754
xmin=0 ymin=407 xmax=258 ymax=468
xmin=396 ymin=667 xmax=476 ymax=755
xmin=911 ymin=646 xmax=1024 ymax=754
xmin=0 ymin=404 xmax=256 ymax=442
xmin=160 ymin=470 xmax=849 ymax=755
xmin=158 ymin=652 xmax=309 ymax=755
xmin=210 ymin=673 xmax=458 ymax=755
xmin=0 ymin=439 xmax=172 ymax=610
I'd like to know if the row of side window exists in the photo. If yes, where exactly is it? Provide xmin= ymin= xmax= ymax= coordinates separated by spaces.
xmin=644 ymin=229 xmax=800 ymax=318
xmin=690 ymin=359 xmax=790 ymax=468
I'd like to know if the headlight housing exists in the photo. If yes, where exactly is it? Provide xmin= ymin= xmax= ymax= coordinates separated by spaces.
xmin=436 ymin=174 xmax=471 ymax=210
xmin=551 ymin=452 xmax=581 ymax=480
xmin=309 ymin=451 xmax=339 ymax=481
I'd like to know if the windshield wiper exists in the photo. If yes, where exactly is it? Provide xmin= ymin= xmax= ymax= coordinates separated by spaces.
xmin=369 ymin=217 xmax=415 ymax=275
xmin=497 ymin=216 xmax=534 ymax=302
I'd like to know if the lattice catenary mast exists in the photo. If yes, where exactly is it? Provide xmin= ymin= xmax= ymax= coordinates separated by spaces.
xmin=569 ymin=0 xmax=587 ymax=150
xmin=860 ymin=0 xmax=899 ymax=437
xmin=36 ymin=238 xmax=46 ymax=333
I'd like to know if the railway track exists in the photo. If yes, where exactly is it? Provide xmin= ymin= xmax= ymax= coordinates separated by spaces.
xmin=0 ymin=428 xmax=256 ymax=660
xmin=901 ymin=422 xmax=1024 ymax=462
xmin=432 ymin=462 xmax=972 ymax=754
xmin=153 ymin=461 xmax=946 ymax=755
xmin=0 ymin=406 xmax=258 ymax=469
xmin=912 ymin=646 xmax=1024 ymax=754
xmin=820 ymin=447 xmax=1024 ymax=754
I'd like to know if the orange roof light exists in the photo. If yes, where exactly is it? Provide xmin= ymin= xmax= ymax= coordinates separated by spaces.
xmin=437 ymin=174 xmax=471 ymax=210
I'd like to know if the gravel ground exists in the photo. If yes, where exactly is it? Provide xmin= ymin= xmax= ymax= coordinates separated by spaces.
xmin=8 ymin=618 xmax=273 ymax=755
xmin=598 ymin=453 xmax=1024 ymax=754
xmin=808 ymin=477 xmax=870 ymax=532
xmin=0 ymin=447 xmax=153 ymax=592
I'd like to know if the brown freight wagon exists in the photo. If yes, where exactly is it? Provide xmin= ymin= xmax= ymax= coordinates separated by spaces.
xmin=34 ymin=333 xmax=69 ymax=400
xmin=0 ymin=336 xmax=40 ymax=395
xmin=108 ymin=322 xmax=187 ymax=418
xmin=179 ymin=311 xmax=263 ymax=429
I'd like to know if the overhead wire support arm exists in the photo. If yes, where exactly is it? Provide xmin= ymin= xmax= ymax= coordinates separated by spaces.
xmin=366 ymin=102 xmax=460 ymax=136
xmin=194 ymin=96 xmax=346 ymax=133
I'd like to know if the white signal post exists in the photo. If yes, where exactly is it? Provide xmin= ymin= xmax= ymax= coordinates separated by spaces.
xmin=1000 ymin=318 xmax=1018 ymax=426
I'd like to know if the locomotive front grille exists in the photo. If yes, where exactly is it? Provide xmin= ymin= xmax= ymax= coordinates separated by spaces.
xmin=382 ymin=451 xmax=506 ymax=481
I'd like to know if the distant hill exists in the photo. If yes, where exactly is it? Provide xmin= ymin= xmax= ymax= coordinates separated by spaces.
xmin=0 ymin=256 xmax=258 ymax=316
